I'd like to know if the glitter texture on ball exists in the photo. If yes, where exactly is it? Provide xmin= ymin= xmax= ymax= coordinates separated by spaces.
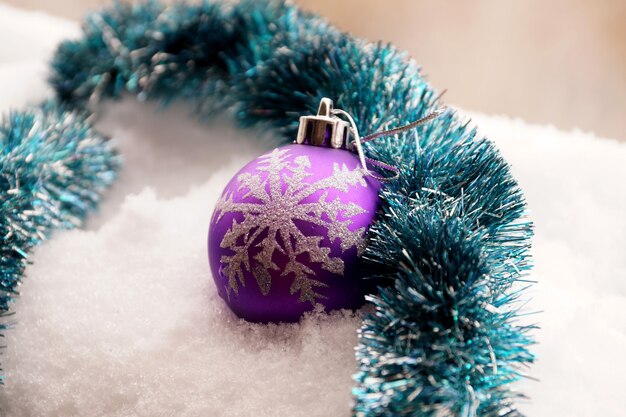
xmin=208 ymin=144 xmax=380 ymax=323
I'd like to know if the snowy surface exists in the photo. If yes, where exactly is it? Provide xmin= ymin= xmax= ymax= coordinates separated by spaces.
xmin=0 ymin=3 xmax=624 ymax=416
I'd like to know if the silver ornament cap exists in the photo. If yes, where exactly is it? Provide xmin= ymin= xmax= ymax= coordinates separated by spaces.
xmin=295 ymin=98 xmax=350 ymax=149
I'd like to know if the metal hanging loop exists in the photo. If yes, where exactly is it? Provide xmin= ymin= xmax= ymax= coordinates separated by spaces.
xmin=295 ymin=97 xmax=445 ymax=182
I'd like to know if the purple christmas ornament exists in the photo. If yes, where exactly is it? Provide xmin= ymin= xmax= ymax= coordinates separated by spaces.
xmin=208 ymin=143 xmax=380 ymax=323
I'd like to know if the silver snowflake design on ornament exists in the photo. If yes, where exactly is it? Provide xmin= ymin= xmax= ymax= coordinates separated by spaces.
xmin=214 ymin=148 xmax=369 ymax=304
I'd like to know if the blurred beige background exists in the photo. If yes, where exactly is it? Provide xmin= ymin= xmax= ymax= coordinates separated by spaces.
xmin=6 ymin=0 xmax=626 ymax=141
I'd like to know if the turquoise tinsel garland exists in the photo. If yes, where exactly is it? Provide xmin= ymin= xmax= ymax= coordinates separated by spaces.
xmin=1 ymin=1 xmax=535 ymax=415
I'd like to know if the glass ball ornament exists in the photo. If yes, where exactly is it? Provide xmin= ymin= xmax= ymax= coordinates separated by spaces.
xmin=207 ymin=100 xmax=381 ymax=322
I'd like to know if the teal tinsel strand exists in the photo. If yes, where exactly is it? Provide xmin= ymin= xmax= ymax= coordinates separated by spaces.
xmin=353 ymin=194 xmax=534 ymax=416
xmin=0 ymin=0 xmax=534 ymax=414
xmin=0 ymin=102 xmax=119 ymax=380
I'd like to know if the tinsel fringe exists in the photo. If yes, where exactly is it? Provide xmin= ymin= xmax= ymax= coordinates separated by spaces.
xmin=0 ymin=1 xmax=535 ymax=415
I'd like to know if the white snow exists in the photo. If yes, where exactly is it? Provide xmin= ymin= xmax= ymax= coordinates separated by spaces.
xmin=0 ymin=3 xmax=624 ymax=417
